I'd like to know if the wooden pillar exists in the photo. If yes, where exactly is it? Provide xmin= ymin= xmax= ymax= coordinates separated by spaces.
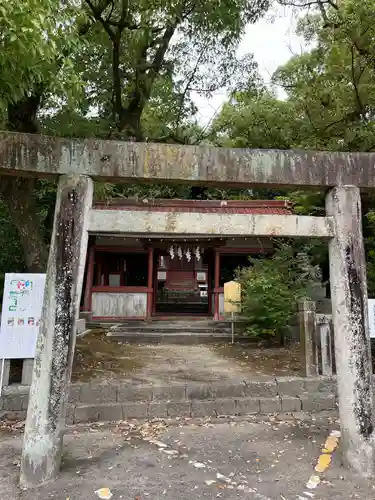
xmin=83 ymin=243 xmax=95 ymax=311
xmin=298 ymin=299 xmax=318 ymax=377
xmin=147 ymin=247 xmax=154 ymax=320
xmin=326 ymin=186 xmax=375 ymax=477
xmin=96 ymin=256 xmax=102 ymax=286
xmin=20 ymin=174 xmax=93 ymax=487
xmin=214 ymin=249 xmax=220 ymax=320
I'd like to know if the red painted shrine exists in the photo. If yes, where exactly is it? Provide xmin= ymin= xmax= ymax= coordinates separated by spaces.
xmin=82 ymin=199 xmax=292 ymax=320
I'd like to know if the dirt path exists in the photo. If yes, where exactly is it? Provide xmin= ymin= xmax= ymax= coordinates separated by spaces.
xmin=73 ymin=330 xmax=301 ymax=385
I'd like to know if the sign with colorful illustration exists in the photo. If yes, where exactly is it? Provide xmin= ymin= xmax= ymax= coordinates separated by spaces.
xmin=0 ymin=274 xmax=46 ymax=359
xmin=368 ymin=299 xmax=375 ymax=338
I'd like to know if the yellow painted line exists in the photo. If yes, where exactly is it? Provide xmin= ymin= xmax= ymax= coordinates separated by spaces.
xmin=302 ymin=430 xmax=341 ymax=495
xmin=322 ymin=436 xmax=339 ymax=454
xmin=315 ymin=453 xmax=332 ymax=473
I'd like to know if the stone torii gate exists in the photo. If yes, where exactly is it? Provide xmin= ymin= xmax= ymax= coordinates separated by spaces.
xmin=0 ymin=132 xmax=374 ymax=484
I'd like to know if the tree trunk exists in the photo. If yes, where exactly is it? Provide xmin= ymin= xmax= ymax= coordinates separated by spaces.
xmin=0 ymin=177 xmax=49 ymax=272
xmin=0 ymin=90 xmax=49 ymax=272
xmin=116 ymin=109 xmax=143 ymax=141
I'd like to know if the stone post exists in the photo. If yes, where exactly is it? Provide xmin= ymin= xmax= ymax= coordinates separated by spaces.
xmin=1 ymin=359 xmax=10 ymax=387
xmin=298 ymin=299 xmax=318 ymax=376
xmin=20 ymin=174 xmax=93 ymax=487
xmin=21 ymin=359 xmax=34 ymax=385
xmin=326 ymin=186 xmax=375 ymax=477
xmin=316 ymin=315 xmax=333 ymax=377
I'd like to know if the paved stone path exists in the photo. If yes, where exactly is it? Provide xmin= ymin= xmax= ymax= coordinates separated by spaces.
xmin=116 ymin=344 xmax=274 ymax=385
xmin=0 ymin=413 xmax=372 ymax=499
xmin=73 ymin=331 xmax=301 ymax=385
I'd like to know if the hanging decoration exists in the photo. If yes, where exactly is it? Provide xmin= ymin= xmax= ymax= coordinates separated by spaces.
xmin=195 ymin=247 xmax=201 ymax=262
xmin=168 ymin=244 xmax=202 ymax=261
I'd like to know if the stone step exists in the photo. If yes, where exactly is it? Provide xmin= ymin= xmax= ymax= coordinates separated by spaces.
xmin=107 ymin=332 xmax=237 ymax=344
xmin=105 ymin=319 xmax=232 ymax=343
xmin=110 ymin=325 xmax=231 ymax=334
xmin=0 ymin=377 xmax=337 ymax=424
xmin=111 ymin=319 xmax=230 ymax=328
xmin=0 ymin=392 xmax=338 ymax=424
xmin=71 ymin=392 xmax=337 ymax=423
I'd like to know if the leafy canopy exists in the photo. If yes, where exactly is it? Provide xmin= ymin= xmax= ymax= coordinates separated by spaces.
xmin=0 ymin=0 xmax=83 ymax=110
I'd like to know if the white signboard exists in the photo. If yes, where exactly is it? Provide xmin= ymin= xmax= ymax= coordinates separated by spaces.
xmin=368 ymin=299 xmax=375 ymax=339
xmin=0 ymin=273 xmax=45 ymax=359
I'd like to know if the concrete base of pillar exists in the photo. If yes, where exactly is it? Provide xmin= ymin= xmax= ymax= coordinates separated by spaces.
xmin=76 ymin=318 xmax=86 ymax=335
xmin=1 ymin=360 xmax=10 ymax=387
xmin=21 ymin=360 xmax=34 ymax=386
xmin=80 ymin=311 xmax=92 ymax=322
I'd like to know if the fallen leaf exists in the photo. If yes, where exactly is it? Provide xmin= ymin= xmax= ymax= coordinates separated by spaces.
xmin=95 ymin=488 xmax=113 ymax=500
xmin=193 ymin=462 xmax=206 ymax=469
xmin=161 ymin=449 xmax=178 ymax=456
xmin=150 ymin=439 xmax=168 ymax=448
xmin=330 ymin=430 xmax=341 ymax=438
xmin=216 ymin=473 xmax=231 ymax=484
xmin=306 ymin=475 xmax=321 ymax=489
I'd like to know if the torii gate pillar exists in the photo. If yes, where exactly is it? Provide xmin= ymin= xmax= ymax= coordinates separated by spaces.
xmin=20 ymin=174 xmax=93 ymax=487
xmin=326 ymin=186 xmax=375 ymax=476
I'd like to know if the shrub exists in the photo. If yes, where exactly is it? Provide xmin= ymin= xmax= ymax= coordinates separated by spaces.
xmin=236 ymin=243 xmax=321 ymax=342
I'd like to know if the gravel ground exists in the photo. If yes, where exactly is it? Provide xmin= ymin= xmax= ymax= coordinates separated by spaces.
xmin=0 ymin=412 xmax=373 ymax=500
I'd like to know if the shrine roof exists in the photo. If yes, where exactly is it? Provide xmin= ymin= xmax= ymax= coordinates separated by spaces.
xmin=92 ymin=198 xmax=293 ymax=215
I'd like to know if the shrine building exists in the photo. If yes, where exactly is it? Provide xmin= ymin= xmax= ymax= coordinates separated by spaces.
xmin=81 ymin=199 xmax=293 ymax=321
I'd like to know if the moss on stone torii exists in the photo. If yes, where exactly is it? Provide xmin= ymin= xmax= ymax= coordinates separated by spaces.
xmin=1 ymin=131 xmax=375 ymax=189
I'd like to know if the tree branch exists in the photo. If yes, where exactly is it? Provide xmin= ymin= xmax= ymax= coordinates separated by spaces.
xmin=278 ymin=0 xmax=337 ymax=8
xmin=304 ymin=105 xmax=319 ymax=132
xmin=350 ymin=44 xmax=366 ymax=120
xmin=112 ymin=37 xmax=123 ymax=120
xmin=176 ymin=45 xmax=207 ymax=126
xmin=85 ymin=0 xmax=116 ymax=40
xmin=278 ymin=0 xmax=340 ymax=27
xmin=323 ymin=109 xmax=362 ymax=131
xmin=146 ymin=23 xmax=178 ymax=90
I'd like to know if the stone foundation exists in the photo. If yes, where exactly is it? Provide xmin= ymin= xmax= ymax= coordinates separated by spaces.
xmin=0 ymin=376 xmax=338 ymax=424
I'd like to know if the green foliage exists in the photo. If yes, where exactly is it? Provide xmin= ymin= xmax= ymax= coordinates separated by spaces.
xmin=211 ymin=1 xmax=375 ymax=300
xmin=274 ymin=0 xmax=375 ymax=151
xmin=0 ymin=0 xmax=83 ymax=110
xmin=364 ymin=208 xmax=375 ymax=297
xmin=40 ymin=0 xmax=270 ymax=140
xmin=211 ymin=88 xmax=303 ymax=148
xmin=237 ymin=244 xmax=321 ymax=340
xmin=0 ymin=200 xmax=25 ymax=300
